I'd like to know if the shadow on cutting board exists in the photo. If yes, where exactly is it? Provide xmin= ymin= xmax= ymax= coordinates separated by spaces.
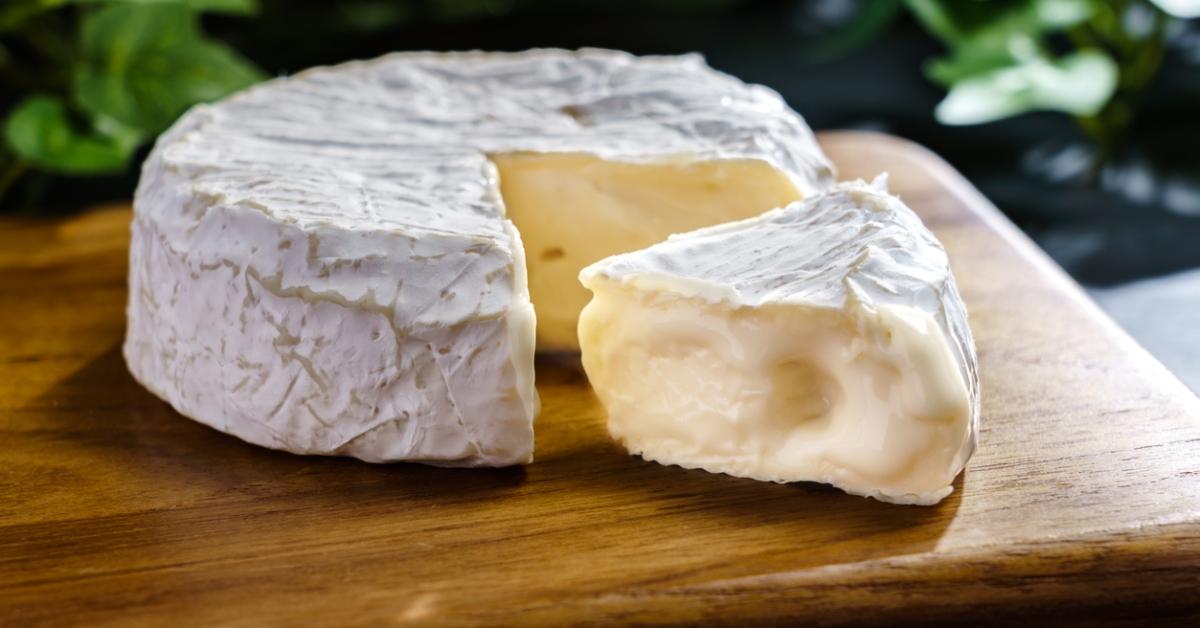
xmin=14 ymin=342 xmax=959 ymax=582
xmin=530 ymin=353 xmax=961 ymax=574
xmin=12 ymin=346 xmax=527 ymax=525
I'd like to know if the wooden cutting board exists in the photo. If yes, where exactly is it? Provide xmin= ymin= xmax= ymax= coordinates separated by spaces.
xmin=2 ymin=131 xmax=1198 ymax=626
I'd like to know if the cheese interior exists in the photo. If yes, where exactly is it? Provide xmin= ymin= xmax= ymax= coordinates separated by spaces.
xmin=577 ymin=281 xmax=972 ymax=504
xmin=492 ymin=153 xmax=802 ymax=350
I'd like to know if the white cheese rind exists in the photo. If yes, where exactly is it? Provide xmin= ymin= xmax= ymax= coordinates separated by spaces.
xmin=125 ymin=49 xmax=833 ymax=466
xmin=578 ymin=177 xmax=979 ymax=504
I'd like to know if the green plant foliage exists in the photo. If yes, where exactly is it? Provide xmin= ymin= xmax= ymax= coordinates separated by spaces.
xmin=0 ymin=0 xmax=264 ymax=205
xmin=0 ymin=0 xmax=257 ymax=33
xmin=906 ymin=0 xmax=1128 ymax=125
xmin=73 ymin=4 xmax=265 ymax=134
xmin=935 ymin=49 xmax=1118 ymax=124
xmin=66 ymin=0 xmax=260 ymax=16
xmin=5 ymin=95 xmax=137 ymax=174
xmin=907 ymin=0 xmax=1096 ymax=47
xmin=907 ymin=0 xmax=1176 ymax=172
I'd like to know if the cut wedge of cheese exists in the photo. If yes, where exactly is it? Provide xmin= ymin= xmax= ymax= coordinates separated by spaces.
xmin=578 ymin=177 xmax=979 ymax=504
xmin=125 ymin=49 xmax=833 ymax=467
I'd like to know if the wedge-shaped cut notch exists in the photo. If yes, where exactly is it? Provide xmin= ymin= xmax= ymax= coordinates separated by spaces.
xmin=492 ymin=152 xmax=803 ymax=350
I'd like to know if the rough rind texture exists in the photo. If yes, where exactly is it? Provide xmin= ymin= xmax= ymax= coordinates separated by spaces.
xmin=125 ymin=49 xmax=833 ymax=466
xmin=580 ymin=177 xmax=980 ymax=503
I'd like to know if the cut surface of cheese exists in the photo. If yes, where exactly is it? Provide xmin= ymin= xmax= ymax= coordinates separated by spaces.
xmin=125 ymin=49 xmax=833 ymax=467
xmin=578 ymin=177 xmax=979 ymax=504
xmin=493 ymin=153 xmax=803 ymax=349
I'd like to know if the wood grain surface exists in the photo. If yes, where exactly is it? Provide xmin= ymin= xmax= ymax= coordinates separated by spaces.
xmin=1 ymin=131 xmax=1198 ymax=626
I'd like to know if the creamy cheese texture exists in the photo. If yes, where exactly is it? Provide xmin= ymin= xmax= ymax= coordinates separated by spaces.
xmin=125 ymin=49 xmax=834 ymax=467
xmin=578 ymin=177 xmax=980 ymax=504
xmin=493 ymin=153 xmax=804 ymax=348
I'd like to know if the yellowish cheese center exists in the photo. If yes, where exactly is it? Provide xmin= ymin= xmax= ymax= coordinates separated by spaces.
xmin=491 ymin=152 xmax=802 ymax=350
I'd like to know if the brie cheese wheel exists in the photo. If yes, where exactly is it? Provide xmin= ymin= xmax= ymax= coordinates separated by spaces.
xmin=578 ymin=177 xmax=979 ymax=504
xmin=124 ymin=49 xmax=833 ymax=466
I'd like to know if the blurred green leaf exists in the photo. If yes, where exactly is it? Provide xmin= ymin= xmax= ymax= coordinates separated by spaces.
xmin=92 ymin=110 xmax=145 ymax=150
xmin=1030 ymin=0 xmax=1098 ymax=30
xmin=0 ymin=1 xmax=47 ymax=33
xmin=73 ymin=4 xmax=265 ymax=134
xmin=1 ymin=0 xmax=259 ymax=30
xmin=4 ymin=95 xmax=137 ymax=174
xmin=927 ymin=44 xmax=1023 ymax=86
xmin=66 ymin=0 xmax=261 ymax=16
xmin=935 ymin=49 xmax=1118 ymax=125
xmin=904 ymin=0 xmax=972 ymax=43
xmin=906 ymin=0 xmax=1097 ymax=49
